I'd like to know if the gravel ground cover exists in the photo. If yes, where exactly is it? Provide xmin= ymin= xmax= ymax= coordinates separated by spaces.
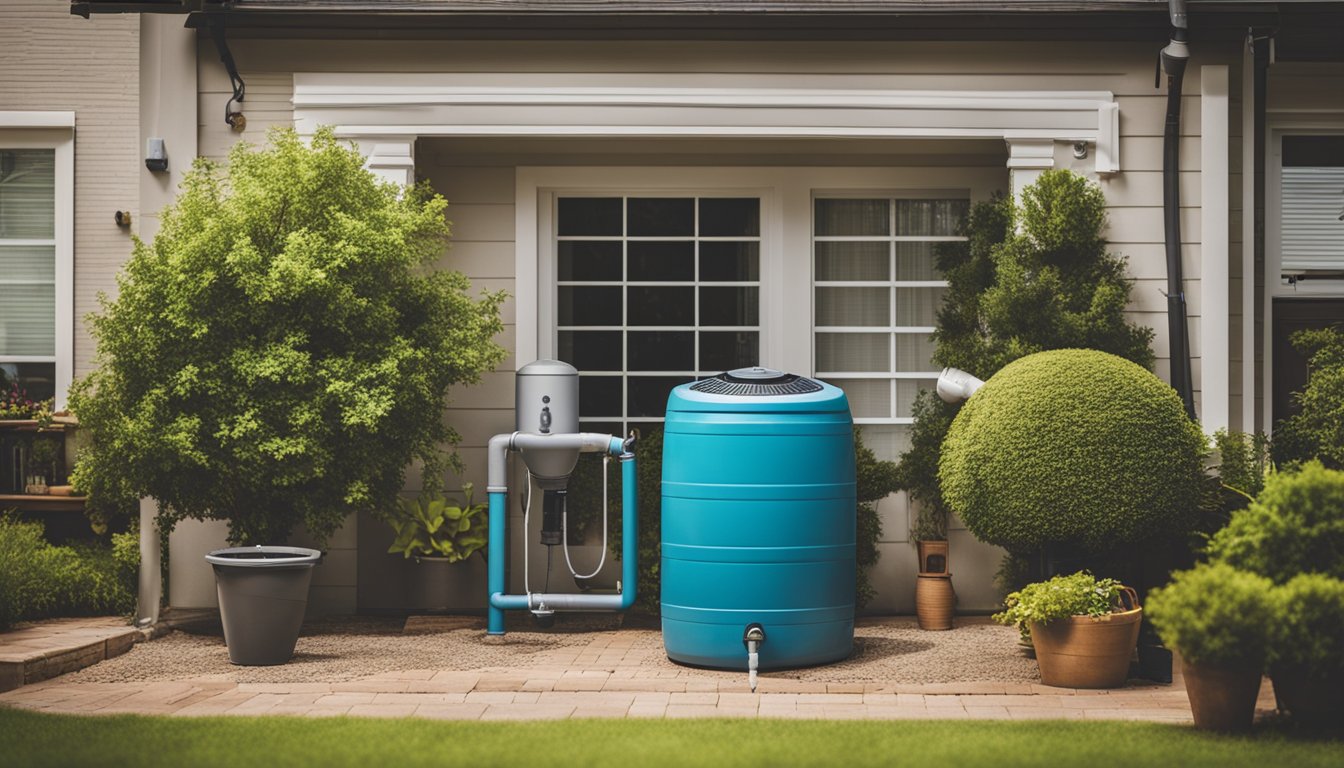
xmin=64 ymin=615 xmax=1039 ymax=685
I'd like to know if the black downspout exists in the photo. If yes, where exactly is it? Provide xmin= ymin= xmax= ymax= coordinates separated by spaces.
xmin=1161 ymin=1 xmax=1196 ymax=419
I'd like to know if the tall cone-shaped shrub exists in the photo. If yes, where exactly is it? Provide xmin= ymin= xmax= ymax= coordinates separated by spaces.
xmin=895 ymin=170 xmax=1154 ymax=547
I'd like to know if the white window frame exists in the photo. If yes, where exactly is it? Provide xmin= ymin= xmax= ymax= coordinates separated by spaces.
xmin=518 ymin=167 xmax=1004 ymax=382
xmin=552 ymin=193 xmax=765 ymax=430
xmin=1262 ymin=125 xmax=1344 ymax=434
xmin=0 ymin=113 xmax=74 ymax=410
xmin=811 ymin=190 xmax=970 ymax=426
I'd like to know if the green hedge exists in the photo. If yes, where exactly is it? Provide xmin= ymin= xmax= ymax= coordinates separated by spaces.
xmin=939 ymin=348 xmax=1206 ymax=553
xmin=0 ymin=516 xmax=137 ymax=630
xmin=1269 ymin=573 xmax=1344 ymax=676
xmin=1146 ymin=562 xmax=1275 ymax=667
xmin=1205 ymin=461 xmax=1344 ymax=583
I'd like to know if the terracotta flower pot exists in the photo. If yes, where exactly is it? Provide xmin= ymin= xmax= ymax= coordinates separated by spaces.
xmin=916 ymin=572 xmax=955 ymax=631
xmin=1029 ymin=604 xmax=1142 ymax=688
xmin=916 ymin=539 xmax=949 ymax=574
xmin=1182 ymin=658 xmax=1263 ymax=732
xmin=1270 ymin=665 xmax=1343 ymax=728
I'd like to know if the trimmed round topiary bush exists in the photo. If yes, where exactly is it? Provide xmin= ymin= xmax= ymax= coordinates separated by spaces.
xmin=939 ymin=348 xmax=1205 ymax=553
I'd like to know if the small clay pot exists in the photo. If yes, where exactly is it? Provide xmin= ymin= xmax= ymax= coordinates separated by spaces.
xmin=1182 ymin=658 xmax=1263 ymax=732
xmin=916 ymin=572 xmax=955 ymax=631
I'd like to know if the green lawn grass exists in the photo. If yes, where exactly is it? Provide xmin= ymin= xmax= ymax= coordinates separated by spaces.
xmin=1 ymin=708 xmax=1340 ymax=768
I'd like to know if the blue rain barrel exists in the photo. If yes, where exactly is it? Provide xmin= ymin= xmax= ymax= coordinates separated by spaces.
xmin=661 ymin=367 xmax=856 ymax=670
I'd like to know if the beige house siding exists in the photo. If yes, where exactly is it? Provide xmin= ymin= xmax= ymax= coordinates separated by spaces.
xmin=0 ymin=1 xmax=139 ymax=381
xmin=192 ymin=37 xmax=1246 ymax=613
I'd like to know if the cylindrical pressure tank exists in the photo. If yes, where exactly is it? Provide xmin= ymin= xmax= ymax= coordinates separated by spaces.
xmin=660 ymin=367 xmax=856 ymax=670
xmin=514 ymin=359 xmax=580 ymax=489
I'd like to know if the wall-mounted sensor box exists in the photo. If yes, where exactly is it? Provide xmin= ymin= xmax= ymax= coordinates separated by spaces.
xmin=145 ymin=138 xmax=167 ymax=173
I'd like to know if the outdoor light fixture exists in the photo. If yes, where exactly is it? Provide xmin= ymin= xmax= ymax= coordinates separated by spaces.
xmin=936 ymin=367 xmax=986 ymax=403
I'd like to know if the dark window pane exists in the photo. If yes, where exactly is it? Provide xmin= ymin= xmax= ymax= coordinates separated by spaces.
xmin=559 ymin=286 xmax=622 ymax=326
xmin=0 ymin=362 xmax=55 ymax=403
xmin=628 ymin=376 xmax=690 ymax=417
xmin=558 ymin=330 xmax=623 ymax=371
xmin=815 ymin=199 xmax=889 ymax=236
xmin=699 ymin=198 xmax=760 ymax=237
xmin=558 ymin=241 xmax=622 ymax=281
xmin=699 ymin=287 xmax=759 ymax=326
xmin=628 ymin=331 xmax=694 ymax=371
xmin=628 ymin=286 xmax=694 ymax=326
xmin=1284 ymin=136 xmax=1344 ymax=167
xmin=699 ymin=331 xmax=759 ymax=372
xmin=815 ymin=241 xmax=889 ymax=281
xmin=699 ymin=242 xmax=759 ymax=281
xmin=893 ymin=242 xmax=940 ymax=281
xmin=895 ymin=199 xmax=969 ymax=237
xmin=628 ymin=241 xmax=694 ymax=282
xmin=628 ymin=198 xmax=694 ymax=237
xmin=558 ymin=197 xmax=622 ymax=236
xmin=578 ymin=376 xmax=623 ymax=419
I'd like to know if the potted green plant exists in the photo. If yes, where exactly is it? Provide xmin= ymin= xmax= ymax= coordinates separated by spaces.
xmin=70 ymin=127 xmax=506 ymax=665
xmin=384 ymin=483 xmax=489 ymax=613
xmin=994 ymin=571 xmax=1141 ymax=688
xmin=1146 ymin=562 xmax=1275 ymax=732
xmin=1200 ymin=462 xmax=1344 ymax=726
xmin=1268 ymin=573 xmax=1344 ymax=728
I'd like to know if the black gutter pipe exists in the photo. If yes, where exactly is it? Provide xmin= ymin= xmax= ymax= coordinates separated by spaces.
xmin=1161 ymin=0 xmax=1196 ymax=419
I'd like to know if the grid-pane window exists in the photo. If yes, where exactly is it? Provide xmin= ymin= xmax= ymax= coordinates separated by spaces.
xmin=813 ymin=196 xmax=968 ymax=460
xmin=556 ymin=196 xmax=761 ymax=435
xmin=0 ymin=149 xmax=56 ymax=401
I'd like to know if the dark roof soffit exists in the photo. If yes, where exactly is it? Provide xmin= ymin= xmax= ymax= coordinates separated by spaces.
xmin=72 ymin=0 xmax=1295 ymax=15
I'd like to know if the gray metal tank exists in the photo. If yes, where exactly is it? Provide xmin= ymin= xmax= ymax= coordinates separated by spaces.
xmin=515 ymin=360 xmax=581 ymax=489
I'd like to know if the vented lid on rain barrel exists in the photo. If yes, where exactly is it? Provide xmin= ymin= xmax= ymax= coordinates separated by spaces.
xmin=669 ymin=367 xmax=849 ymax=413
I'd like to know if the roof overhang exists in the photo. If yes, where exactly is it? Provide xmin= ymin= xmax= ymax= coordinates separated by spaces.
xmin=67 ymin=1 xmax=1344 ymax=58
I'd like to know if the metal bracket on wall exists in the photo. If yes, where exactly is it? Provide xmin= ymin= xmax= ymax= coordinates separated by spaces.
xmin=206 ymin=15 xmax=246 ymax=131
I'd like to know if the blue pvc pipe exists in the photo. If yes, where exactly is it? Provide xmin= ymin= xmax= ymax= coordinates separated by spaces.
xmin=486 ymin=436 xmax=636 ymax=635
xmin=487 ymin=490 xmax=507 ymax=635
xmin=619 ymin=447 xmax=638 ymax=610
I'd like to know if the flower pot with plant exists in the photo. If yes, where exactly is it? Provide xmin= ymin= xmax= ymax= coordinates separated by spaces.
xmin=69 ymin=128 xmax=506 ymax=665
xmin=1268 ymin=573 xmax=1344 ymax=728
xmin=1147 ymin=562 xmax=1274 ymax=732
xmin=994 ymin=571 xmax=1141 ymax=688
xmin=1203 ymin=462 xmax=1344 ymax=726
xmin=384 ymin=483 xmax=489 ymax=613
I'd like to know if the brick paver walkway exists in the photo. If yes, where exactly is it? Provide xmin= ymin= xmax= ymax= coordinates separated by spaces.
xmin=0 ymin=624 xmax=1279 ymax=721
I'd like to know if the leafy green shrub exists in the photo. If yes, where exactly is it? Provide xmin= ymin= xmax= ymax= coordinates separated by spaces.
xmin=0 ymin=515 xmax=51 ymax=628
xmin=0 ymin=516 xmax=135 ymax=629
xmin=1205 ymin=461 xmax=1344 ymax=583
xmin=1268 ymin=573 xmax=1344 ymax=677
xmin=70 ymin=127 xmax=506 ymax=545
xmin=993 ymin=571 xmax=1129 ymax=629
xmin=855 ymin=429 xmax=897 ymax=608
xmin=1272 ymin=327 xmax=1344 ymax=470
xmin=895 ymin=172 xmax=1154 ymax=552
xmin=383 ymin=485 xmax=488 ymax=562
xmin=1146 ymin=562 xmax=1274 ymax=666
xmin=939 ymin=349 xmax=1206 ymax=553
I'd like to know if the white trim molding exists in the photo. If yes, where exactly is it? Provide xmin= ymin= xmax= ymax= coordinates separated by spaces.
xmin=1200 ymin=65 xmax=1230 ymax=434
xmin=0 ymin=112 xmax=75 ymax=129
xmin=292 ymin=74 xmax=1120 ymax=173
xmin=0 ymin=113 xmax=75 ymax=410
